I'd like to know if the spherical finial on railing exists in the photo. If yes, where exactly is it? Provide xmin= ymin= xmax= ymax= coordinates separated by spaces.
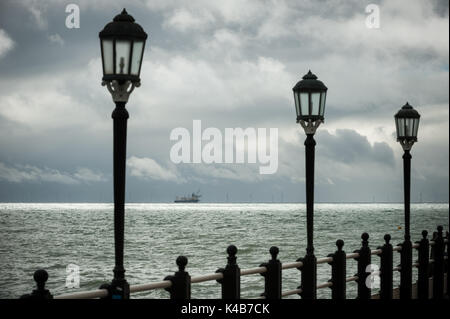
xmin=176 ymin=256 xmax=188 ymax=272
xmin=336 ymin=239 xmax=344 ymax=251
xmin=269 ymin=246 xmax=279 ymax=260
xmin=20 ymin=269 xmax=52 ymax=299
xmin=361 ymin=233 xmax=369 ymax=248
xmin=422 ymin=230 xmax=428 ymax=239
xmin=227 ymin=245 xmax=237 ymax=257
xmin=226 ymin=245 xmax=238 ymax=266
xmin=384 ymin=234 xmax=391 ymax=244
xmin=34 ymin=269 xmax=49 ymax=290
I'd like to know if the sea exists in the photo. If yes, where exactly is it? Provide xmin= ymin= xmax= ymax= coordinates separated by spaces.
xmin=0 ymin=203 xmax=448 ymax=299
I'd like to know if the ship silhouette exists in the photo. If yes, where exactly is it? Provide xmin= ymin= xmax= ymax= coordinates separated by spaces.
xmin=174 ymin=190 xmax=201 ymax=203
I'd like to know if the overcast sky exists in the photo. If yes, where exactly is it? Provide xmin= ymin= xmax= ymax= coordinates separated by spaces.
xmin=0 ymin=0 xmax=448 ymax=203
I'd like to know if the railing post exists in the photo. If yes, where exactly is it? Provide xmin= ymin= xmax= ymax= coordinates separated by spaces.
xmin=432 ymin=226 xmax=444 ymax=299
xmin=164 ymin=256 xmax=191 ymax=299
xmin=216 ymin=245 xmax=240 ymax=299
xmin=415 ymin=230 xmax=429 ymax=299
xmin=328 ymin=239 xmax=346 ymax=300
xmin=378 ymin=234 xmax=393 ymax=299
xmin=20 ymin=269 xmax=53 ymax=299
xmin=447 ymin=230 xmax=449 ymax=297
xmin=259 ymin=246 xmax=282 ymax=299
xmin=354 ymin=232 xmax=371 ymax=299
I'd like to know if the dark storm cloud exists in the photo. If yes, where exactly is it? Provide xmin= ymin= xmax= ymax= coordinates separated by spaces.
xmin=317 ymin=129 xmax=395 ymax=167
xmin=0 ymin=0 xmax=448 ymax=202
xmin=431 ymin=0 xmax=449 ymax=17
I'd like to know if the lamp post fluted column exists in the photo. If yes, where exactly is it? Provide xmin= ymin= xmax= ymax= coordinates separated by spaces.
xmin=112 ymin=101 xmax=129 ymax=295
xmin=403 ymin=149 xmax=411 ymax=241
xmin=400 ymin=149 xmax=412 ymax=299
xmin=292 ymin=71 xmax=328 ymax=300
xmin=302 ymin=132 xmax=317 ymax=299
xmin=305 ymin=133 xmax=316 ymax=253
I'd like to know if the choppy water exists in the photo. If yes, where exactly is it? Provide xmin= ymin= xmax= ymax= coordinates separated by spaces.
xmin=0 ymin=203 xmax=448 ymax=299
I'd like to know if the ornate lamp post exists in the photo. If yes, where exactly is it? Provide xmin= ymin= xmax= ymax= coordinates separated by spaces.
xmin=99 ymin=9 xmax=147 ymax=299
xmin=394 ymin=102 xmax=420 ymax=299
xmin=292 ymin=70 xmax=328 ymax=299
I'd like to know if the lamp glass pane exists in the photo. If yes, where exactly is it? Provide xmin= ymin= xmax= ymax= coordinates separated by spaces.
xmin=413 ymin=118 xmax=419 ymax=137
xmin=294 ymin=93 xmax=301 ymax=117
xmin=405 ymin=118 xmax=413 ymax=137
xmin=398 ymin=118 xmax=405 ymax=137
xmin=300 ymin=93 xmax=309 ymax=116
xmin=102 ymin=40 xmax=114 ymax=75
xmin=115 ymin=40 xmax=131 ymax=75
xmin=319 ymin=92 xmax=326 ymax=116
xmin=395 ymin=117 xmax=399 ymax=137
xmin=311 ymin=92 xmax=321 ymax=116
xmin=130 ymin=41 xmax=144 ymax=75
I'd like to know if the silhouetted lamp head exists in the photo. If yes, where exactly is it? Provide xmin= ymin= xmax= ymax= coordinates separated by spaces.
xmin=99 ymin=8 xmax=148 ymax=84
xmin=292 ymin=70 xmax=328 ymax=134
xmin=395 ymin=102 xmax=420 ymax=150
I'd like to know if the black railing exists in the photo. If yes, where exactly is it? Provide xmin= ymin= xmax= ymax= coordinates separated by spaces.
xmin=21 ymin=225 xmax=449 ymax=299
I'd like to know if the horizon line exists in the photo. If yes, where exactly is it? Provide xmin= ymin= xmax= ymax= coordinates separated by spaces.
xmin=0 ymin=201 xmax=448 ymax=205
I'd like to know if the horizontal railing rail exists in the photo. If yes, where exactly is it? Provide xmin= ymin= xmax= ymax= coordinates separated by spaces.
xmin=22 ymin=226 xmax=449 ymax=300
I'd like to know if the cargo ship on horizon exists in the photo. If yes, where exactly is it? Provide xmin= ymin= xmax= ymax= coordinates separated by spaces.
xmin=174 ymin=191 xmax=201 ymax=203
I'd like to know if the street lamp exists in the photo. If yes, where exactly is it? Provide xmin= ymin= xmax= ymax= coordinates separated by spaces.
xmin=292 ymin=70 xmax=328 ymax=299
xmin=394 ymin=102 xmax=420 ymax=299
xmin=99 ymin=8 xmax=147 ymax=299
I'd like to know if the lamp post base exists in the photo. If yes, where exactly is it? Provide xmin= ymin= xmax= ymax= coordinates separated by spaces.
xmin=300 ymin=252 xmax=317 ymax=299
xmin=100 ymin=278 xmax=130 ymax=300
xmin=110 ymin=278 xmax=130 ymax=299
xmin=399 ymin=239 xmax=412 ymax=299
